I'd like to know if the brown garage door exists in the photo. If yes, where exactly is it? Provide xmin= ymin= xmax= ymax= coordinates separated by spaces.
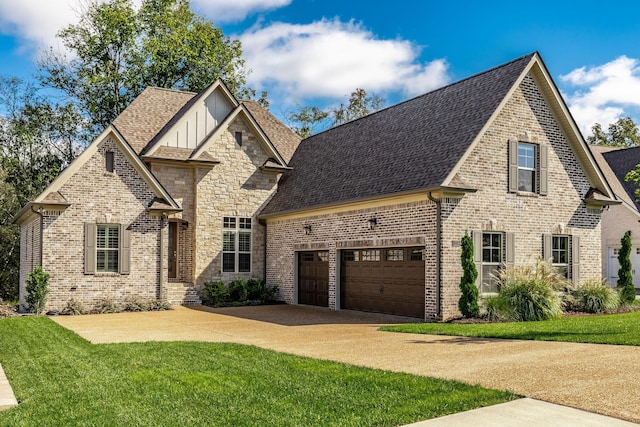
xmin=341 ymin=247 xmax=425 ymax=318
xmin=298 ymin=251 xmax=329 ymax=307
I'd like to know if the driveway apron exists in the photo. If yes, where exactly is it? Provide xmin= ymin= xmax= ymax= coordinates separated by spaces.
xmin=52 ymin=305 xmax=640 ymax=424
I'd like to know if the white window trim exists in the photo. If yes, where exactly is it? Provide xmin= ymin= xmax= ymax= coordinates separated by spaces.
xmin=222 ymin=216 xmax=252 ymax=273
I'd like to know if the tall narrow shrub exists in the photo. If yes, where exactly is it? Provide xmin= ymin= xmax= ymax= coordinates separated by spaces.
xmin=26 ymin=267 xmax=50 ymax=315
xmin=458 ymin=231 xmax=479 ymax=317
xmin=617 ymin=231 xmax=636 ymax=304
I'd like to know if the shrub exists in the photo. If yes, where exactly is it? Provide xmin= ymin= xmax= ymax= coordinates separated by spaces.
xmin=458 ymin=231 xmax=479 ymax=318
xmin=147 ymin=300 xmax=172 ymax=311
xmin=617 ymin=231 xmax=636 ymax=304
xmin=228 ymin=280 xmax=249 ymax=302
xmin=203 ymin=280 xmax=229 ymax=306
xmin=61 ymin=298 xmax=87 ymax=315
xmin=122 ymin=297 xmax=151 ymax=312
xmin=574 ymin=279 xmax=620 ymax=314
xmin=25 ymin=267 xmax=50 ymax=315
xmin=489 ymin=259 xmax=563 ymax=321
xmin=91 ymin=297 xmax=120 ymax=314
xmin=246 ymin=279 xmax=278 ymax=303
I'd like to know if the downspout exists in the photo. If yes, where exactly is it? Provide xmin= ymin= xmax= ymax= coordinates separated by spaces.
xmin=159 ymin=212 xmax=166 ymax=301
xmin=427 ymin=192 xmax=442 ymax=320
xmin=30 ymin=206 xmax=43 ymax=267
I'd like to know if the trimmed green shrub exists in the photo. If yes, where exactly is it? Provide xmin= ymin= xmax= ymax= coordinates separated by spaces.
xmin=458 ymin=231 xmax=479 ymax=318
xmin=61 ymin=298 xmax=87 ymax=315
xmin=617 ymin=231 xmax=636 ymax=304
xmin=203 ymin=280 xmax=229 ymax=306
xmin=574 ymin=279 xmax=620 ymax=314
xmin=228 ymin=279 xmax=249 ymax=301
xmin=490 ymin=259 xmax=563 ymax=321
xmin=25 ymin=267 xmax=50 ymax=314
xmin=246 ymin=279 xmax=278 ymax=302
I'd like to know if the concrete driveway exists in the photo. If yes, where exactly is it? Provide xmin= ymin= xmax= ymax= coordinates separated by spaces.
xmin=52 ymin=305 xmax=640 ymax=424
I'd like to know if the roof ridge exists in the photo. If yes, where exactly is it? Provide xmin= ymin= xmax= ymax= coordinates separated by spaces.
xmin=307 ymin=52 xmax=538 ymax=139
xmin=144 ymin=86 xmax=198 ymax=95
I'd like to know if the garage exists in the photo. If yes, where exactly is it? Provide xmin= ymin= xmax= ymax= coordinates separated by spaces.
xmin=340 ymin=247 xmax=425 ymax=318
xmin=298 ymin=251 xmax=329 ymax=307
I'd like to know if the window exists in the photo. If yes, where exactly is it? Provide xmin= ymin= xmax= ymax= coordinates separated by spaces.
xmin=552 ymin=235 xmax=570 ymax=278
xmin=509 ymin=140 xmax=547 ymax=195
xmin=222 ymin=216 xmax=251 ymax=272
xmin=235 ymin=131 xmax=243 ymax=146
xmin=385 ymin=249 xmax=403 ymax=261
xmin=97 ymin=225 xmax=119 ymax=272
xmin=105 ymin=151 xmax=114 ymax=172
xmin=480 ymin=232 xmax=503 ymax=294
xmin=517 ymin=143 xmax=536 ymax=192
xmin=361 ymin=250 xmax=380 ymax=261
xmin=543 ymin=234 xmax=579 ymax=282
xmin=409 ymin=248 xmax=424 ymax=261
xmin=343 ymin=250 xmax=359 ymax=262
xmin=84 ymin=223 xmax=130 ymax=275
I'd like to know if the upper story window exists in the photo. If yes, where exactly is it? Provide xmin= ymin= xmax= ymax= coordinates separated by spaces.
xmin=222 ymin=216 xmax=251 ymax=273
xmin=509 ymin=140 xmax=548 ymax=195
xmin=517 ymin=143 xmax=536 ymax=192
xmin=105 ymin=151 xmax=115 ymax=173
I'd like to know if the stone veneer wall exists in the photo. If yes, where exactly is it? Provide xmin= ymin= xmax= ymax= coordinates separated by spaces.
xmin=35 ymin=136 xmax=163 ymax=311
xmin=438 ymin=73 xmax=602 ymax=319
xmin=191 ymin=117 xmax=278 ymax=287
xmin=265 ymin=200 xmax=440 ymax=319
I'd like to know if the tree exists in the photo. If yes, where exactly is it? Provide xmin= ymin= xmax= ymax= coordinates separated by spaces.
xmin=25 ymin=267 xmax=50 ymax=314
xmin=617 ymin=231 xmax=636 ymax=304
xmin=38 ymin=0 xmax=250 ymax=134
xmin=587 ymin=117 xmax=640 ymax=147
xmin=332 ymin=88 xmax=385 ymax=126
xmin=458 ymin=231 xmax=479 ymax=318
xmin=287 ymin=106 xmax=329 ymax=138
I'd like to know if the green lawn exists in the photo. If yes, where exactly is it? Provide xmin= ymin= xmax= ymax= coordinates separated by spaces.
xmin=0 ymin=317 xmax=516 ymax=426
xmin=381 ymin=311 xmax=640 ymax=346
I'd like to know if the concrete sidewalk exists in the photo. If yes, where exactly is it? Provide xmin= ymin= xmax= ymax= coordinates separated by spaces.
xmin=407 ymin=398 xmax=637 ymax=426
xmin=52 ymin=305 xmax=640 ymax=425
xmin=0 ymin=363 xmax=17 ymax=411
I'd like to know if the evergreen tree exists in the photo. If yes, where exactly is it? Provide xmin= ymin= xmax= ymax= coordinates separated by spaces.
xmin=617 ymin=231 xmax=636 ymax=304
xmin=458 ymin=231 xmax=479 ymax=317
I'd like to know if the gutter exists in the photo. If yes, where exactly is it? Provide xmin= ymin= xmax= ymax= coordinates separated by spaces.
xmin=427 ymin=192 xmax=442 ymax=320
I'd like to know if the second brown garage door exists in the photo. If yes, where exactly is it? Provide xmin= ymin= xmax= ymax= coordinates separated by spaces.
xmin=341 ymin=247 xmax=425 ymax=318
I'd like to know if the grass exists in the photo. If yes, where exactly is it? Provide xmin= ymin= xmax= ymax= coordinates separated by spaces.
xmin=0 ymin=317 xmax=516 ymax=426
xmin=381 ymin=311 xmax=640 ymax=346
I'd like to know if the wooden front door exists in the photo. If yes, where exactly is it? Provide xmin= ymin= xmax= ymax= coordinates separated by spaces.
xmin=168 ymin=222 xmax=178 ymax=279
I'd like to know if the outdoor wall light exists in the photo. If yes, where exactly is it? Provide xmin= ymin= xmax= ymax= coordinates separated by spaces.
xmin=303 ymin=225 xmax=312 ymax=235
xmin=368 ymin=218 xmax=377 ymax=230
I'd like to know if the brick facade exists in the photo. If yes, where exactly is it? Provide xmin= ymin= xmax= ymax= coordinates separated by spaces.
xmin=265 ymin=73 xmax=605 ymax=321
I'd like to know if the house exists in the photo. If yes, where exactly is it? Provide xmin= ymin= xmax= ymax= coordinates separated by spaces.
xmin=16 ymin=52 xmax=619 ymax=320
xmin=260 ymin=52 xmax=618 ymax=321
xmin=14 ymin=81 xmax=300 ymax=310
xmin=590 ymin=145 xmax=640 ymax=293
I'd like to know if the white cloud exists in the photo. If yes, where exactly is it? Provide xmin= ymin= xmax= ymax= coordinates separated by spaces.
xmin=560 ymin=56 xmax=640 ymax=135
xmin=192 ymin=0 xmax=291 ymax=23
xmin=0 ymin=0 xmax=79 ymax=53
xmin=239 ymin=19 xmax=450 ymax=104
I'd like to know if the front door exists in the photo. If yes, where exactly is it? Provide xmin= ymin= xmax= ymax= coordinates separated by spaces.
xmin=168 ymin=222 xmax=178 ymax=279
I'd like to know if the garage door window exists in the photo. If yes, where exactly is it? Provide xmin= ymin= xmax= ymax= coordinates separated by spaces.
xmin=361 ymin=250 xmax=381 ymax=261
xmin=385 ymin=249 xmax=403 ymax=261
xmin=410 ymin=248 xmax=424 ymax=261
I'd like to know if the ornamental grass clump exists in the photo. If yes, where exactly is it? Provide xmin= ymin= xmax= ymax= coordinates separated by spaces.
xmin=489 ymin=259 xmax=565 ymax=321
xmin=574 ymin=279 xmax=620 ymax=314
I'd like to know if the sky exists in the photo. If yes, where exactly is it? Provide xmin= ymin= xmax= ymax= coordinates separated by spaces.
xmin=1 ymin=0 xmax=640 ymax=136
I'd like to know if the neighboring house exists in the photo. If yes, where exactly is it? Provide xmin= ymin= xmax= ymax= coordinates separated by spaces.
xmin=14 ymin=80 xmax=300 ymax=311
xmin=590 ymin=145 xmax=640 ymax=293
xmin=260 ymin=52 xmax=619 ymax=321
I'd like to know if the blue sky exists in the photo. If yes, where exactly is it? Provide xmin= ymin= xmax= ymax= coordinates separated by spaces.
xmin=1 ymin=0 xmax=640 ymax=135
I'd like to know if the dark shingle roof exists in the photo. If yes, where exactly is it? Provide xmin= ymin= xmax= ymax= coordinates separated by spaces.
xmin=113 ymin=87 xmax=195 ymax=154
xmin=592 ymin=145 xmax=640 ymax=210
xmin=261 ymin=53 xmax=535 ymax=216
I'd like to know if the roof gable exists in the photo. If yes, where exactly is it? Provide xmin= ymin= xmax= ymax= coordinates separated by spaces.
xmin=261 ymin=53 xmax=536 ymax=216
xmin=14 ymin=126 xmax=180 ymax=223
xmin=590 ymin=145 xmax=640 ymax=210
